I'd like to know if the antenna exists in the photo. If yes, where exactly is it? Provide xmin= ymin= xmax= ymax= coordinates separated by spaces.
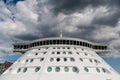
xmin=60 ymin=30 xmax=63 ymax=38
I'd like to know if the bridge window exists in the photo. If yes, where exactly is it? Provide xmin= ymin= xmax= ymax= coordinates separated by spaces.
xmin=77 ymin=41 xmax=79 ymax=45
xmin=80 ymin=42 xmax=82 ymax=46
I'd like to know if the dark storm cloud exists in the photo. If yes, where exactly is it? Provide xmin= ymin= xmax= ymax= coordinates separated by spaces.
xmin=50 ymin=0 xmax=120 ymax=14
xmin=50 ymin=0 xmax=106 ymax=14
xmin=14 ymin=34 xmax=40 ymax=41
xmin=92 ymin=9 xmax=120 ymax=26
xmin=12 ymin=0 xmax=120 ymax=42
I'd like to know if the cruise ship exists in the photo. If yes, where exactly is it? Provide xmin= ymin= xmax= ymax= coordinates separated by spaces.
xmin=0 ymin=37 xmax=120 ymax=80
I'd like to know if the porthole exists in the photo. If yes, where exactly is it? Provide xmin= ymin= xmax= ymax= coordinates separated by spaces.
xmin=94 ymin=59 xmax=98 ymax=63
xmin=76 ymin=52 xmax=79 ymax=55
xmin=67 ymin=47 xmax=70 ymax=49
xmin=84 ymin=67 xmax=89 ymax=72
xmin=50 ymin=58 xmax=54 ymax=62
xmin=64 ymin=58 xmax=67 ymax=62
xmin=52 ymin=52 xmax=55 ymax=54
xmin=68 ymin=52 xmax=72 ymax=54
xmin=23 ymin=67 xmax=27 ymax=73
xmin=84 ymin=53 xmax=87 ymax=56
xmin=47 ymin=67 xmax=52 ymax=72
xmin=40 ymin=58 xmax=44 ymax=61
xmin=96 ymin=67 xmax=100 ymax=73
xmin=63 ymin=52 xmax=66 ymax=54
xmin=102 ymin=68 xmax=106 ymax=73
xmin=43 ymin=52 xmax=46 ymax=54
xmin=72 ymin=67 xmax=78 ymax=72
xmin=35 ymin=53 xmax=38 ymax=55
xmin=62 ymin=47 xmax=65 ymax=49
xmin=56 ymin=58 xmax=60 ymax=62
xmin=17 ymin=68 xmax=21 ymax=73
xmin=89 ymin=59 xmax=93 ymax=63
xmin=80 ymin=58 xmax=83 ymax=62
xmin=64 ymin=67 xmax=69 ymax=72
xmin=25 ymin=59 xmax=29 ymax=63
xmin=57 ymin=52 xmax=60 ymax=54
xmin=70 ymin=58 xmax=75 ymax=62
xmin=35 ymin=67 xmax=40 ymax=72
xmin=30 ymin=59 xmax=34 ymax=62
xmin=55 ymin=67 xmax=60 ymax=72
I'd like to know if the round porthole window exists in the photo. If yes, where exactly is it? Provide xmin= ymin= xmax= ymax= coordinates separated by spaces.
xmin=55 ymin=67 xmax=60 ymax=72
xmin=68 ymin=52 xmax=72 ymax=54
xmin=30 ymin=59 xmax=34 ymax=62
xmin=70 ymin=58 xmax=75 ymax=62
xmin=72 ymin=67 xmax=78 ymax=72
xmin=35 ymin=67 xmax=40 ymax=72
xmin=23 ymin=68 xmax=27 ymax=73
xmin=57 ymin=52 xmax=60 ymax=54
xmin=64 ymin=67 xmax=69 ymax=72
xmin=17 ymin=68 xmax=21 ymax=73
xmin=84 ymin=67 xmax=89 ymax=72
xmin=96 ymin=67 xmax=100 ymax=73
xmin=63 ymin=52 xmax=66 ymax=54
xmin=64 ymin=58 xmax=67 ymax=62
xmin=102 ymin=68 xmax=106 ymax=73
xmin=56 ymin=58 xmax=60 ymax=62
xmin=80 ymin=58 xmax=83 ymax=62
xmin=89 ymin=59 xmax=93 ymax=63
xmin=50 ymin=58 xmax=54 ymax=62
xmin=25 ymin=59 xmax=29 ymax=63
xmin=47 ymin=67 xmax=52 ymax=72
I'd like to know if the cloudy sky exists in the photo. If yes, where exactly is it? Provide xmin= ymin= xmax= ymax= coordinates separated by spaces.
xmin=0 ymin=0 xmax=120 ymax=73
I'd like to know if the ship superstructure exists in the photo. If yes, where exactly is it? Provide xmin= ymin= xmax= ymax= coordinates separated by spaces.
xmin=0 ymin=37 xmax=120 ymax=80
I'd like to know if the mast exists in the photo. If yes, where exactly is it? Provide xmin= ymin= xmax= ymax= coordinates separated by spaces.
xmin=60 ymin=30 xmax=63 ymax=38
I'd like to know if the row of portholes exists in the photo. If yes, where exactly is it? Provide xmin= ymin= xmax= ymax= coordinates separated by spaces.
xmin=38 ymin=47 xmax=48 ymax=50
xmin=17 ymin=67 xmax=41 ymax=73
xmin=84 ymin=67 xmax=110 ymax=73
xmin=49 ymin=57 xmax=100 ymax=64
xmin=47 ymin=66 xmax=78 ymax=73
xmin=28 ymin=52 xmax=47 ymax=56
xmin=52 ymin=51 xmax=72 ymax=55
xmin=47 ymin=66 xmax=110 ymax=74
xmin=50 ymin=57 xmax=75 ymax=62
xmin=51 ymin=52 xmax=91 ymax=57
xmin=52 ymin=47 xmax=85 ymax=51
xmin=16 ymin=66 xmax=110 ymax=74
xmin=52 ymin=47 xmax=71 ymax=49
xmin=76 ymin=52 xmax=90 ymax=56
xmin=25 ymin=58 xmax=44 ymax=63
xmin=79 ymin=58 xmax=101 ymax=64
xmin=34 ymin=52 xmax=47 ymax=55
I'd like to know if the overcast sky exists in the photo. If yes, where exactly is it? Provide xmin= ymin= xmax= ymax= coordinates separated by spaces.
xmin=1 ymin=0 xmax=120 ymax=59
